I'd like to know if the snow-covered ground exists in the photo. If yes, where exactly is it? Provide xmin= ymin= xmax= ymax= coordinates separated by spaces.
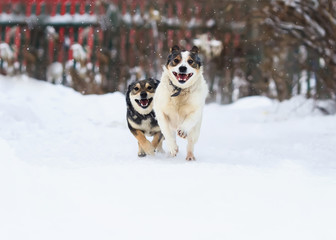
xmin=1 ymin=75 xmax=336 ymax=240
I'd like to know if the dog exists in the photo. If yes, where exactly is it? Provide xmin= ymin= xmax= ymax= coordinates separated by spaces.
xmin=153 ymin=45 xmax=208 ymax=160
xmin=126 ymin=78 xmax=164 ymax=157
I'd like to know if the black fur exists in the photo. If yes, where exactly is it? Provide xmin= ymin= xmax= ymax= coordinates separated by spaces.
xmin=166 ymin=50 xmax=181 ymax=67
xmin=189 ymin=51 xmax=202 ymax=68
xmin=166 ymin=45 xmax=202 ymax=68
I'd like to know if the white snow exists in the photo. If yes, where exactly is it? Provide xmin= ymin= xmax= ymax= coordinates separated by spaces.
xmin=46 ymin=62 xmax=63 ymax=84
xmin=71 ymin=43 xmax=87 ymax=62
xmin=0 ymin=43 xmax=14 ymax=60
xmin=46 ymin=13 xmax=97 ymax=25
xmin=1 ymin=75 xmax=336 ymax=240
xmin=193 ymin=34 xmax=223 ymax=58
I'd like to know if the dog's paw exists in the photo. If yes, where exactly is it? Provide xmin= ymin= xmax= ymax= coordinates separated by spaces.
xmin=168 ymin=144 xmax=179 ymax=157
xmin=186 ymin=152 xmax=196 ymax=161
xmin=138 ymin=152 xmax=146 ymax=157
xmin=177 ymin=129 xmax=188 ymax=139
xmin=156 ymin=147 xmax=165 ymax=154
xmin=145 ymin=147 xmax=155 ymax=156
xmin=143 ymin=143 xmax=155 ymax=156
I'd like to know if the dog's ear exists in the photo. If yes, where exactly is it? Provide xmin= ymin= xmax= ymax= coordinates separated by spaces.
xmin=170 ymin=45 xmax=180 ymax=53
xmin=127 ymin=81 xmax=135 ymax=93
xmin=149 ymin=78 xmax=160 ymax=88
xmin=191 ymin=46 xmax=199 ymax=54
xmin=153 ymin=78 xmax=160 ymax=88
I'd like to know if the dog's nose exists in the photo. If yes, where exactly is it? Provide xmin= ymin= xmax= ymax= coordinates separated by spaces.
xmin=140 ymin=91 xmax=147 ymax=99
xmin=179 ymin=66 xmax=187 ymax=73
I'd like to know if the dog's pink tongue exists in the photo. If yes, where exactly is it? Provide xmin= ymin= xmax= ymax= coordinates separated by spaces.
xmin=178 ymin=74 xmax=187 ymax=81
xmin=140 ymin=99 xmax=149 ymax=106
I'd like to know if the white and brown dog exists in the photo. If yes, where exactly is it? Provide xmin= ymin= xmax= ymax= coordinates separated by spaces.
xmin=154 ymin=45 xmax=208 ymax=160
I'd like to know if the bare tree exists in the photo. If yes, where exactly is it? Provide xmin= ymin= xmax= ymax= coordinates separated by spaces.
xmin=263 ymin=0 xmax=336 ymax=99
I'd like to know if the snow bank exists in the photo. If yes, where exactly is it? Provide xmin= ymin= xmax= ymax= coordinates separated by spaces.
xmin=1 ymin=75 xmax=336 ymax=240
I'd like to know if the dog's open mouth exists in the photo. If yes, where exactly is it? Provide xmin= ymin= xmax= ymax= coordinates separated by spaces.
xmin=135 ymin=98 xmax=153 ymax=109
xmin=173 ymin=72 xmax=193 ymax=84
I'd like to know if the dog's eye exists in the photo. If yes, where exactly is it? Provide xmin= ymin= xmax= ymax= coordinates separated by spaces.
xmin=188 ymin=60 xmax=194 ymax=65
xmin=174 ymin=59 xmax=180 ymax=64
xmin=147 ymin=86 xmax=153 ymax=90
xmin=134 ymin=87 xmax=139 ymax=91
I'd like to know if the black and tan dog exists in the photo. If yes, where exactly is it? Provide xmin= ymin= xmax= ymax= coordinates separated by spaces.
xmin=126 ymin=78 xmax=164 ymax=157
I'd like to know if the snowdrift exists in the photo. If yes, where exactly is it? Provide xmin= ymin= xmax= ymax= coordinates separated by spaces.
xmin=1 ymin=75 xmax=336 ymax=240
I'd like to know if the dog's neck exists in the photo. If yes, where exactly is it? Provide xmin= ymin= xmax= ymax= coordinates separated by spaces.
xmin=161 ymin=66 xmax=203 ymax=97
xmin=168 ymin=79 xmax=182 ymax=97
xmin=163 ymin=67 xmax=199 ymax=97
xmin=167 ymin=76 xmax=200 ymax=97
xmin=129 ymin=104 xmax=156 ymax=118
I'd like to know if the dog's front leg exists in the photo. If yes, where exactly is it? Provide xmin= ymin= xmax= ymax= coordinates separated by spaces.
xmin=138 ymin=142 xmax=146 ymax=157
xmin=152 ymin=132 xmax=165 ymax=153
xmin=131 ymin=129 xmax=155 ymax=156
xmin=156 ymin=112 xmax=178 ymax=157
xmin=177 ymin=109 xmax=202 ymax=139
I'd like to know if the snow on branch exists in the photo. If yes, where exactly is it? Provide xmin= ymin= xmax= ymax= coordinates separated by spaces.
xmin=264 ymin=0 xmax=336 ymax=64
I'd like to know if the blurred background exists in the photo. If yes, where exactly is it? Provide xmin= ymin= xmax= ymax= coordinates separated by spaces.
xmin=0 ymin=0 xmax=335 ymax=104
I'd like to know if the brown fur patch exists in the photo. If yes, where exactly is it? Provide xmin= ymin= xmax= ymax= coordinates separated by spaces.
xmin=132 ymin=129 xmax=155 ymax=155
xmin=170 ymin=54 xmax=182 ymax=67
xmin=151 ymin=132 xmax=163 ymax=149
xmin=131 ymin=82 xmax=154 ymax=93
xmin=187 ymin=55 xmax=201 ymax=69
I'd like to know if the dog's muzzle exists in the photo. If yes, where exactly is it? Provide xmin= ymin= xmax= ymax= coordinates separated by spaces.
xmin=173 ymin=72 xmax=193 ymax=84
xmin=135 ymin=98 xmax=153 ymax=108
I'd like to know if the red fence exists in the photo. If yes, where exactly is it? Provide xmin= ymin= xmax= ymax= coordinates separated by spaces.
xmin=0 ymin=0 xmax=246 ymax=96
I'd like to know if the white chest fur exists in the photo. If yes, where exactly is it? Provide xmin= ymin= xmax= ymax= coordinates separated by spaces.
xmin=129 ymin=118 xmax=160 ymax=136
